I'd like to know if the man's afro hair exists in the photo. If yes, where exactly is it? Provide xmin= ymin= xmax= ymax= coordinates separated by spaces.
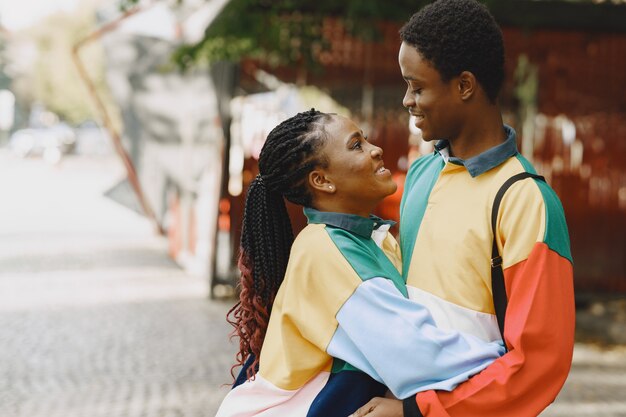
xmin=400 ymin=0 xmax=505 ymax=102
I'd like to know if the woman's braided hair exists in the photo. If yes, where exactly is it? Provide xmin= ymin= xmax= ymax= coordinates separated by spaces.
xmin=227 ymin=109 xmax=331 ymax=380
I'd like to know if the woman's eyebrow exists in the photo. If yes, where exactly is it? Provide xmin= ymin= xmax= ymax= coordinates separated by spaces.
xmin=346 ymin=131 xmax=364 ymax=143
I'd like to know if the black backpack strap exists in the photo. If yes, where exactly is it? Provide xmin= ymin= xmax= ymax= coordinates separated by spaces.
xmin=491 ymin=172 xmax=545 ymax=349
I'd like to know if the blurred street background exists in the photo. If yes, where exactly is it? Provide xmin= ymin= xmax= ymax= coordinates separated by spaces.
xmin=0 ymin=0 xmax=625 ymax=416
xmin=0 ymin=149 xmax=235 ymax=416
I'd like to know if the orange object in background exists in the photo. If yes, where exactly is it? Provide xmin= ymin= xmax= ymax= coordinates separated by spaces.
xmin=218 ymin=198 xmax=231 ymax=232
xmin=167 ymin=191 xmax=199 ymax=260
xmin=167 ymin=193 xmax=181 ymax=260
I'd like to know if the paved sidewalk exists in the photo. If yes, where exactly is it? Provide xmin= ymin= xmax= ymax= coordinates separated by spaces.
xmin=0 ymin=152 xmax=235 ymax=417
xmin=0 ymin=151 xmax=625 ymax=417
xmin=543 ymin=344 xmax=626 ymax=417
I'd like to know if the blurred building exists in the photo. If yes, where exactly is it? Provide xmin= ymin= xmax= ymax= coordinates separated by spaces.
xmin=502 ymin=26 xmax=626 ymax=293
xmin=93 ymin=1 xmax=231 ymax=293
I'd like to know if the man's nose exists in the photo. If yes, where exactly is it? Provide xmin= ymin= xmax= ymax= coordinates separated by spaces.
xmin=402 ymin=88 xmax=414 ymax=109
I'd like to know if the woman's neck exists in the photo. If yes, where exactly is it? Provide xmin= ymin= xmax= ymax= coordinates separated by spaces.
xmin=312 ymin=199 xmax=377 ymax=218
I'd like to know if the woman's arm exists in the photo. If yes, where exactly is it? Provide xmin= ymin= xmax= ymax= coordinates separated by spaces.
xmin=283 ymin=226 xmax=504 ymax=400
xmin=326 ymin=277 xmax=505 ymax=399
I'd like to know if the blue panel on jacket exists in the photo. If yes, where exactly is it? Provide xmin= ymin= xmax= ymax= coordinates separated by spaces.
xmin=306 ymin=370 xmax=387 ymax=417
xmin=232 ymin=354 xmax=257 ymax=389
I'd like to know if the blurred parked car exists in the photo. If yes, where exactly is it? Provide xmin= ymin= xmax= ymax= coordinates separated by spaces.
xmin=73 ymin=120 xmax=112 ymax=156
xmin=9 ymin=123 xmax=76 ymax=163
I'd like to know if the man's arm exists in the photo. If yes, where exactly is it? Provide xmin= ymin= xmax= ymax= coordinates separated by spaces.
xmin=403 ymin=180 xmax=575 ymax=417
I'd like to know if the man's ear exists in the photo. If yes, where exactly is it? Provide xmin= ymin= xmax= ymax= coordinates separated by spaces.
xmin=309 ymin=170 xmax=336 ymax=194
xmin=458 ymin=71 xmax=476 ymax=101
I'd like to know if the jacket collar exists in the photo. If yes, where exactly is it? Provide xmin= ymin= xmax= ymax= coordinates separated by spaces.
xmin=304 ymin=207 xmax=395 ymax=239
xmin=434 ymin=125 xmax=518 ymax=177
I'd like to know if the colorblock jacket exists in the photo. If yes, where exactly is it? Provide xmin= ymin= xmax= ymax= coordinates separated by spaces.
xmin=216 ymin=208 xmax=505 ymax=417
xmin=400 ymin=126 xmax=575 ymax=417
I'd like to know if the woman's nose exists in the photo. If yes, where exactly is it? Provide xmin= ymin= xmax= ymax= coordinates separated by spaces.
xmin=371 ymin=146 xmax=383 ymax=158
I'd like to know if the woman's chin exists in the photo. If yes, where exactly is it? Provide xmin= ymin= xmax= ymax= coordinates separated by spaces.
xmin=385 ymin=181 xmax=399 ymax=196
xmin=375 ymin=184 xmax=398 ymax=202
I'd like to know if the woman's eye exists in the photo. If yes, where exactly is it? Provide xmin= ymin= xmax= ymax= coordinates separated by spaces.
xmin=351 ymin=140 xmax=362 ymax=150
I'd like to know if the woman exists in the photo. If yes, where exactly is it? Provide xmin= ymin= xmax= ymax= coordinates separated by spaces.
xmin=216 ymin=110 xmax=504 ymax=417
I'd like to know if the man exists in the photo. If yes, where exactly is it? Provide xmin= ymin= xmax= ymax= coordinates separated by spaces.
xmin=352 ymin=1 xmax=575 ymax=416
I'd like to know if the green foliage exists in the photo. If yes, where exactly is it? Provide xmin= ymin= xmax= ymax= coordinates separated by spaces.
xmin=166 ymin=0 xmax=433 ymax=69
xmin=175 ymin=0 xmax=322 ymax=69
xmin=119 ymin=0 xmax=144 ymax=11
xmin=119 ymin=0 xmax=507 ymax=69
xmin=121 ymin=0 xmax=626 ymax=70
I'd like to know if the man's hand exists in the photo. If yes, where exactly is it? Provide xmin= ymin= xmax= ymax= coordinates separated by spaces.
xmin=349 ymin=397 xmax=403 ymax=417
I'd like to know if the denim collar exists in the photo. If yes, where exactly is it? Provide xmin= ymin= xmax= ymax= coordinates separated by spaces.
xmin=303 ymin=207 xmax=396 ymax=239
xmin=434 ymin=125 xmax=519 ymax=177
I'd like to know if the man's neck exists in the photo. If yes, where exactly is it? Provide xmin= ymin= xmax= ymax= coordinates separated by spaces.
xmin=448 ymin=109 xmax=506 ymax=160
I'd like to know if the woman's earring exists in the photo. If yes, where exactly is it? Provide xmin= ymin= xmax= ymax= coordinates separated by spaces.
xmin=328 ymin=185 xmax=334 ymax=191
